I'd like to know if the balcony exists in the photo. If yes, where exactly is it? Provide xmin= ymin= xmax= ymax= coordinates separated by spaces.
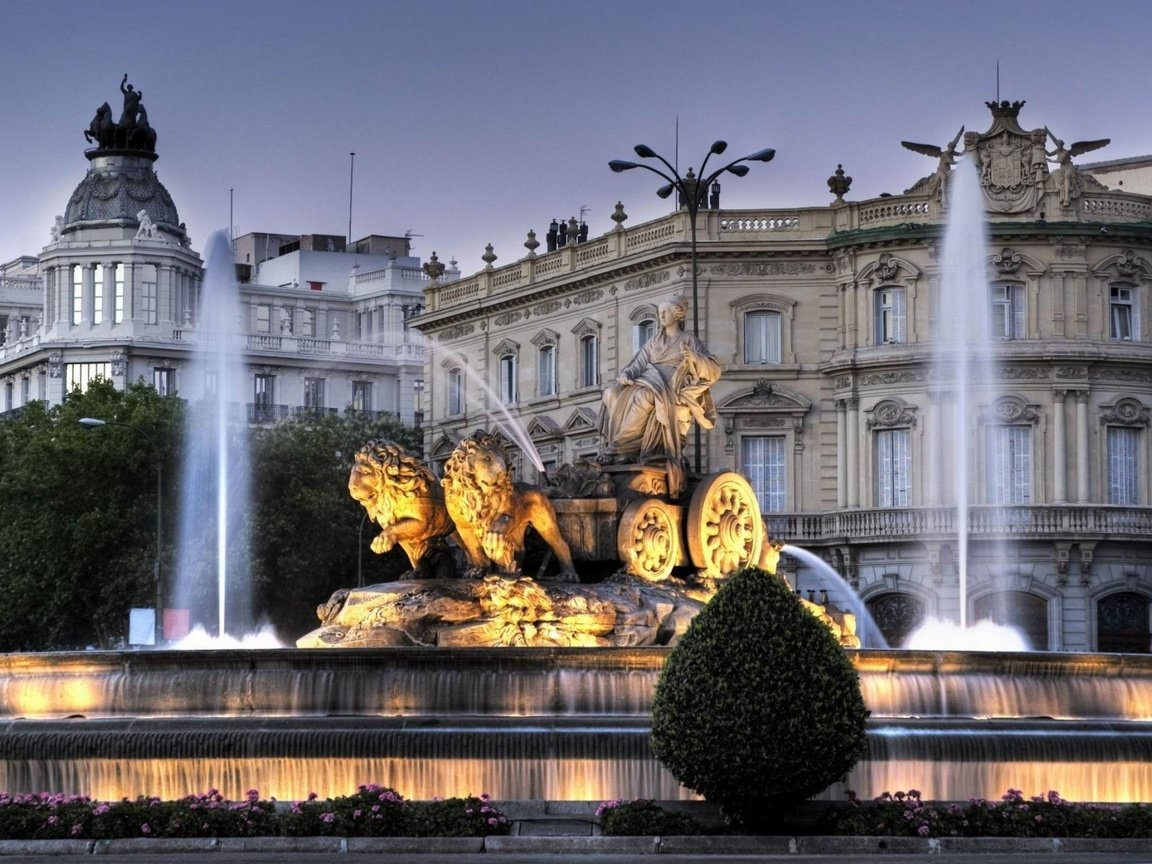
xmin=763 ymin=505 xmax=1152 ymax=546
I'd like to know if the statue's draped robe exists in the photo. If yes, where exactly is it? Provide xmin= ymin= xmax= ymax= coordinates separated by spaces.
xmin=598 ymin=329 xmax=720 ymax=496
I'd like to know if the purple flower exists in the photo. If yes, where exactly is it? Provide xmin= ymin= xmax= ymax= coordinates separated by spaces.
xmin=320 ymin=812 xmax=335 ymax=824
xmin=140 ymin=823 xmax=151 ymax=835
xmin=917 ymin=824 xmax=930 ymax=837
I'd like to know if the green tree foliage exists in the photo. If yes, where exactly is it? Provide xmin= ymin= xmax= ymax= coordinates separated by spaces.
xmin=0 ymin=381 xmax=182 ymax=650
xmin=249 ymin=412 xmax=420 ymax=641
xmin=650 ymin=566 xmax=869 ymax=828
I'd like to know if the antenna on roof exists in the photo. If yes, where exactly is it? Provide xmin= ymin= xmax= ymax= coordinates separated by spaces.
xmin=996 ymin=60 xmax=1000 ymax=103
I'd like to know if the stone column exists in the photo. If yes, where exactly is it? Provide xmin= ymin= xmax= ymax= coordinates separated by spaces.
xmin=1053 ymin=389 xmax=1068 ymax=503
xmin=846 ymin=397 xmax=859 ymax=508
xmin=1076 ymin=391 xmax=1089 ymax=503
xmin=836 ymin=399 xmax=847 ymax=508
xmin=103 ymin=264 xmax=116 ymax=326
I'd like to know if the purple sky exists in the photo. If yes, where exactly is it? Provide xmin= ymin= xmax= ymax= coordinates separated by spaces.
xmin=3 ymin=0 xmax=1150 ymax=269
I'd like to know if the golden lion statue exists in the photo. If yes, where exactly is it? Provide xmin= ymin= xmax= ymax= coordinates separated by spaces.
xmin=441 ymin=431 xmax=578 ymax=582
xmin=349 ymin=439 xmax=456 ymax=578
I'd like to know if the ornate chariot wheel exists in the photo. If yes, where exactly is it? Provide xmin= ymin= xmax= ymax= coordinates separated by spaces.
xmin=686 ymin=471 xmax=764 ymax=579
xmin=617 ymin=498 xmax=681 ymax=582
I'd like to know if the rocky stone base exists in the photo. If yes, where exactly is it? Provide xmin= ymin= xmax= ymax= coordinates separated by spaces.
xmin=296 ymin=576 xmax=715 ymax=648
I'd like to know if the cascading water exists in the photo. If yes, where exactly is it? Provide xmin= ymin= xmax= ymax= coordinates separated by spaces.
xmin=172 ymin=231 xmax=253 ymax=640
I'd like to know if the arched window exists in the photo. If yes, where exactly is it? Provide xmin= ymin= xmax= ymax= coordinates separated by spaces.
xmin=973 ymin=591 xmax=1048 ymax=650
xmin=1097 ymin=592 xmax=1150 ymax=653
xmin=866 ymin=592 xmax=925 ymax=648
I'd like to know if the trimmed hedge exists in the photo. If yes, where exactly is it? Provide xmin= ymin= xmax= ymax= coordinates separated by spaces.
xmin=651 ymin=566 xmax=868 ymax=828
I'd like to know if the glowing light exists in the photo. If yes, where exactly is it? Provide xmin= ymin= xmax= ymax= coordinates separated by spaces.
xmin=904 ymin=618 xmax=1030 ymax=652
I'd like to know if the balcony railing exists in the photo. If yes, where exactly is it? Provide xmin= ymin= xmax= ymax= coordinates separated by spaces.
xmin=763 ymin=505 xmax=1152 ymax=545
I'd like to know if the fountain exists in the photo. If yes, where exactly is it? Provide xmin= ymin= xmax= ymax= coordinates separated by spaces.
xmin=171 ymin=231 xmax=257 ymax=642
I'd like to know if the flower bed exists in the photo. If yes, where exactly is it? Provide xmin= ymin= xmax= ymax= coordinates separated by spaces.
xmin=0 ymin=786 xmax=509 ymax=840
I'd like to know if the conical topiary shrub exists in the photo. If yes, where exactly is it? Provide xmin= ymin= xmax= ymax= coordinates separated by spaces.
xmin=650 ymin=566 xmax=868 ymax=828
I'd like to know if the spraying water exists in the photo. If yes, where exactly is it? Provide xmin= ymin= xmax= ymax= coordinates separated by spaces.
xmin=781 ymin=544 xmax=889 ymax=649
xmin=172 ymin=231 xmax=253 ymax=640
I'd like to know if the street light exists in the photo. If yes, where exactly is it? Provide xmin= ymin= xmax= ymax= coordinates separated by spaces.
xmin=610 ymin=140 xmax=775 ymax=472
xmin=79 ymin=417 xmax=164 ymax=638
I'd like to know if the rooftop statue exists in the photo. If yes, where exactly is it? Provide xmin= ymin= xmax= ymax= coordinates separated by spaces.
xmin=901 ymin=126 xmax=964 ymax=206
xmin=83 ymin=75 xmax=157 ymax=154
xmin=1046 ymin=129 xmax=1110 ymax=208
xmin=597 ymin=293 xmax=720 ymax=498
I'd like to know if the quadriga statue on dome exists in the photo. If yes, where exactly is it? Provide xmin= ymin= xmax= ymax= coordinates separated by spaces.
xmin=84 ymin=102 xmax=115 ymax=149
xmin=441 ymin=430 xmax=578 ymax=582
xmin=348 ymin=439 xmax=456 ymax=579
xmin=597 ymin=292 xmax=720 ymax=497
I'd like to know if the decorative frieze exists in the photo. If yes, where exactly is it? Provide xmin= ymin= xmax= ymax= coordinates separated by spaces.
xmin=623 ymin=270 xmax=669 ymax=292
xmin=709 ymin=261 xmax=820 ymax=277
xmin=438 ymin=324 xmax=475 ymax=342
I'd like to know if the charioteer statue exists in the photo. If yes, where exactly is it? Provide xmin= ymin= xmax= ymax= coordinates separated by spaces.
xmin=84 ymin=75 xmax=157 ymax=153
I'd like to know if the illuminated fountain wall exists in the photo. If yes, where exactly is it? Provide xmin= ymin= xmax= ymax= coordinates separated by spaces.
xmin=1 ymin=648 xmax=1151 ymax=803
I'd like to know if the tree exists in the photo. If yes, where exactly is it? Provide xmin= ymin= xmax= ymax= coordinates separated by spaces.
xmin=249 ymin=412 xmax=419 ymax=641
xmin=0 ymin=381 xmax=182 ymax=650
xmin=650 ymin=566 xmax=869 ymax=828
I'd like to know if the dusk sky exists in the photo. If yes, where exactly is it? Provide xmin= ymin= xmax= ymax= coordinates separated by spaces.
xmin=3 ymin=0 xmax=1150 ymax=270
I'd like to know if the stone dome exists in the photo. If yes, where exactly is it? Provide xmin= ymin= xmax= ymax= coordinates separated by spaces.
xmin=62 ymin=152 xmax=185 ymax=242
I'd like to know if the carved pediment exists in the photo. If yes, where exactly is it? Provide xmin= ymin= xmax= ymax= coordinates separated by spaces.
xmin=866 ymin=397 xmax=918 ymax=428
xmin=858 ymin=253 xmax=919 ymax=286
xmin=527 ymin=415 xmax=561 ymax=439
xmin=561 ymin=406 xmax=598 ymax=434
xmin=718 ymin=380 xmax=811 ymax=412
xmin=1093 ymin=249 xmax=1151 ymax=282
xmin=1101 ymin=397 xmax=1150 ymax=427
xmin=429 ymin=433 xmax=458 ymax=460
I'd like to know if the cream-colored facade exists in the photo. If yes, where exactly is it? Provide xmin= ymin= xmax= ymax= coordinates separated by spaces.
xmin=416 ymin=101 xmax=1152 ymax=652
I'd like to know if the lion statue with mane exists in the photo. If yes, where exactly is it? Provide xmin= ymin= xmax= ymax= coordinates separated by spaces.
xmin=441 ymin=431 xmax=578 ymax=582
xmin=349 ymin=439 xmax=456 ymax=578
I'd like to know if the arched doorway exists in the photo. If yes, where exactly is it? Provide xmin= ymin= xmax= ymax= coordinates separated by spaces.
xmin=972 ymin=591 xmax=1048 ymax=650
xmin=866 ymin=592 xmax=925 ymax=648
xmin=1097 ymin=592 xmax=1151 ymax=653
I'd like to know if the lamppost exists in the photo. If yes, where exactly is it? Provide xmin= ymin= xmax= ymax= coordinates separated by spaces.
xmin=79 ymin=417 xmax=164 ymax=639
xmin=609 ymin=140 xmax=775 ymax=472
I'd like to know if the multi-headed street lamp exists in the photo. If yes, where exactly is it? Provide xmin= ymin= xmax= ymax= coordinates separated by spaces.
xmin=610 ymin=140 xmax=774 ymax=471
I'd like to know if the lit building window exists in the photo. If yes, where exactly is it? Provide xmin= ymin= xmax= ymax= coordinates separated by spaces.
xmin=71 ymin=265 xmax=83 ymax=325
xmin=92 ymin=266 xmax=104 ymax=325
xmin=66 ymin=362 xmax=111 ymax=393
xmin=875 ymin=428 xmax=912 ymax=507
xmin=744 ymin=310 xmax=782 ymax=364
xmin=875 ymin=287 xmax=906 ymax=344
xmin=742 ymin=435 xmax=786 ymax=513
xmin=114 ymin=264 xmax=125 ymax=324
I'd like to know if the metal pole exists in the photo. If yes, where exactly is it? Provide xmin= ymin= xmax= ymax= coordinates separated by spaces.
xmin=348 ymin=152 xmax=356 ymax=244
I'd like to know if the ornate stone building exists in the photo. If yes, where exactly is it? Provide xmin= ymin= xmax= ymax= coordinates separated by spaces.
xmin=0 ymin=81 xmax=449 ymax=425
xmin=415 ymin=100 xmax=1152 ymax=652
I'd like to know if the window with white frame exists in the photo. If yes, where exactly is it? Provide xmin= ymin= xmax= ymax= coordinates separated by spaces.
xmin=303 ymin=377 xmax=326 ymax=410
xmin=875 ymin=287 xmax=906 ymax=344
xmin=447 ymin=367 xmax=463 ymax=416
xmin=1107 ymin=426 xmax=1140 ymax=505
xmin=1111 ymin=284 xmax=1137 ymax=341
xmin=142 ymin=266 xmax=158 ymax=325
xmin=92 ymin=266 xmax=104 ymax=325
xmin=580 ymin=334 xmax=599 ymax=388
xmin=742 ymin=435 xmax=786 ymax=513
xmin=66 ymin=362 xmax=111 ymax=393
xmin=537 ymin=344 xmax=556 ymax=397
xmin=499 ymin=353 xmax=517 ymax=405
xmin=875 ymin=427 xmax=912 ymax=507
xmin=990 ymin=281 xmax=1025 ymax=339
xmin=985 ymin=425 xmax=1032 ymax=504
xmin=113 ymin=264 xmax=125 ymax=324
xmin=744 ymin=310 xmax=782 ymax=364
xmin=71 ymin=265 xmax=83 ymax=325
xmin=255 ymin=305 xmax=272 ymax=334
xmin=634 ymin=318 xmax=655 ymax=353
xmin=153 ymin=367 xmax=176 ymax=396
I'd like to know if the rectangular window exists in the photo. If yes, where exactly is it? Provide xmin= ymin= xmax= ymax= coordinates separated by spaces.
xmin=204 ymin=370 xmax=218 ymax=396
xmin=990 ymin=282 xmax=1025 ymax=339
xmin=302 ymin=308 xmax=316 ymax=337
xmin=580 ymin=335 xmax=599 ymax=388
xmin=876 ymin=287 xmax=906 ymax=344
xmin=153 ymin=367 xmax=175 ymax=396
xmin=20 ymin=377 xmax=29 ymax=405
xmin=72 ymin=265 xmax=83 ymax=325
xmin=538 ymin=345 xmax=556 ymax=397
xmin=1111 ymin=285 xmax=1136 ymax=340
xmin=635 ymin=319 xmax=655 ymax=353
xmin=499 ymin=354 xmax=517 ymax=405
xmin=447 ymin=367 xmax=463 ymax=416
xmin=351 ymin=381 xmax=372 ymax=412
xmin=114 ymin=264 xmax=125 ymax=324
xmin=255 ymin=305 xmax=271 ymax=334
xmin=92 ymin=266 xmax=104 ymax=325
xmin=303 ymin=377 xmax=326 ymax=410
xmin=1108 ymin=426 xmax=1140 ymax=505
xmin=65 ymin=362 xmax=111 ymax=393
xmin=309 ymin=281 xmax=324 ymax=291
xmin=744 ymin=310 xmax=782 ymax=364
xmin=743 ymin=436 xmax=786 ymax=513
xmin=142 ymin=265 xmax=158 ymax=325
xmin=253 ymin=373 xmax=275 ymax=419
xmin=986 ymin=425 xmax=1032 ymax=504
xmin=875 ymin=428 xmax=912 ymax=507
xmin=0 ymin=315 xmax=8 ymax=346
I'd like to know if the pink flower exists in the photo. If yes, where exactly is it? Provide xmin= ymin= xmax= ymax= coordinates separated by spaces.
xmin=320 ymin=812 xmax=335 ymax=824
xmin=140 ymin=824 xmax=151 ymax=835
xmin=917 ymin=824 xmax=930 ymax=837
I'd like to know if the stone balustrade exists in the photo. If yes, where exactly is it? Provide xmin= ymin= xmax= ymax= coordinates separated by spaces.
xmin=764 ymin=504 xmax=1152 ymax=545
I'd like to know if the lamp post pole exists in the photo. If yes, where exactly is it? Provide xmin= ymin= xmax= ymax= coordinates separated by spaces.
xmin=609 ymin=141 xmax=775 ymax=471
xmin=79 ymin=417 xmax=163 ymax=639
